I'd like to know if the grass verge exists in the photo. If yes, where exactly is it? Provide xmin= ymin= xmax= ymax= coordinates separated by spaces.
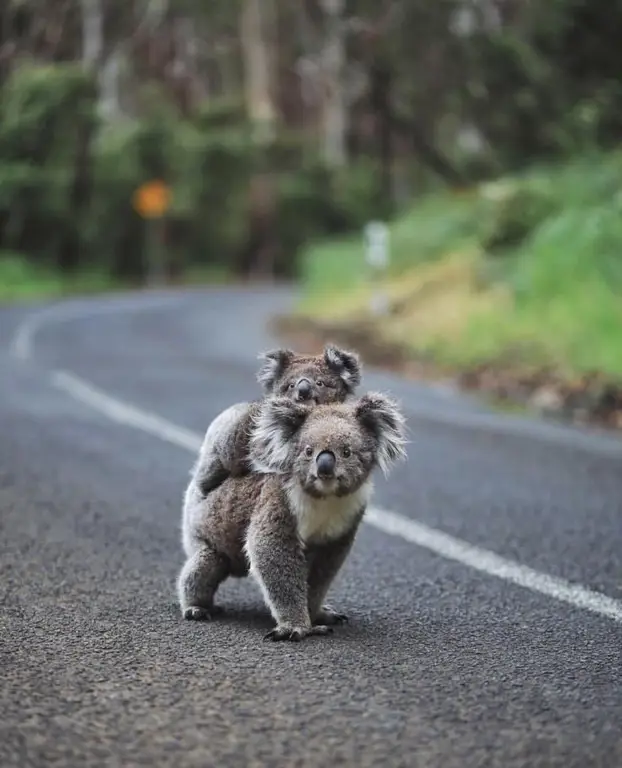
xmin=0 ymin=253 xmax=232 ymax=305
xmin=281 ymin=152 xmax=622 ymax=429
xmin=0 ymin=253 xmax=117 ymax=304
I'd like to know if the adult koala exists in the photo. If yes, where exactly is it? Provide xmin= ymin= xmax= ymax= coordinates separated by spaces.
xmin=194 ymin=344 xmax=362 ymax=498
xmin=178 ymin=391 xmax=407 ymax=642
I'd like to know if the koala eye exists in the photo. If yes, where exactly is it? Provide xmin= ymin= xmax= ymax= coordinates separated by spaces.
xmin=305 ymin=445 xmax=313 ymax=457
xmin=342 ymin=446 xmax=352 ymax=458
xmin=288 ymin=382 xmax=295 ymax=389
xmin=316 ymin=380 xmax=324 ymax=387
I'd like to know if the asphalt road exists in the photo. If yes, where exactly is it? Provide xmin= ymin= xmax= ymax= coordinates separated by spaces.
xmin=1 ymin=286 xmax=621 ymax=768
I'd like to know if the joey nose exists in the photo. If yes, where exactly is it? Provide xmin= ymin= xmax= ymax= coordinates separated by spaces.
xmin=296 ymin=378 xmax=313 ymax=401
xmin=316 ymin=451 xmax=336 ymax=478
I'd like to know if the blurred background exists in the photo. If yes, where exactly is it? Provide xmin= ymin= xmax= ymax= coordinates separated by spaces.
xmin=1 ymin=0 xmax=621 ymax=424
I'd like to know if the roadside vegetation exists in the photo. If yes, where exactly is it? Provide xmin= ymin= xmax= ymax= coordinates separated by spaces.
xmin=0 ymin=250 xmax=230 ymax=304
xmin=286 ymin=152 xmax=622 ymax=427
xmin=0 ymin=251 xmax=115 ymax=303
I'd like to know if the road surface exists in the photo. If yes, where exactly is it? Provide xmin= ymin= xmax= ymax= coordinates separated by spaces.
xmin=1 ymin=286 xmax=621 ymax=767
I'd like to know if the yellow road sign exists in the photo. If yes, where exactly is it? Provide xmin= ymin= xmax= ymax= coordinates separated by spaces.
xmin=133 ymin=180 xmax=171 ymax=218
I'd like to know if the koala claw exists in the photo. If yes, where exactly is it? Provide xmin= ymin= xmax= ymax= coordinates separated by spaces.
xmin=183 ymin=605 xmax=223 ymax=621
xmin=313 ymin=606 xmax=349 ymax=626
xmin=264 ymin=624 xmax=334 ymax=642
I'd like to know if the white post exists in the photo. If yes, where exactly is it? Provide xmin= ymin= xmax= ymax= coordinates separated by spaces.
xmin=364 ymin=221 xmax=390 ymax=316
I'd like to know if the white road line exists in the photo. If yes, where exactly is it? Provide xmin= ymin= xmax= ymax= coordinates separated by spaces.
xmin=51 ymin=367 xmax=622 ymax=625
xmin=52 ymin=370 xmax=202 ymax=453
xmin=10 ymin=294 xmax=183 ymax=362
xmin=364 ymin=508 xmax=622 ymax=624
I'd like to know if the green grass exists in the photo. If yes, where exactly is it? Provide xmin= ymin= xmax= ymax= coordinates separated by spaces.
xmin=0 ymin=253 xmax=233 ymax=304
xmin=178 ymin=263 xmax=233 ymax=286
xmin=297 ymin=151 xmax=622 ymax=381
xmin=299 ymin=192 xmax=481 ymax=304
xmin=0 ymin=253 xmax=117 ymax=304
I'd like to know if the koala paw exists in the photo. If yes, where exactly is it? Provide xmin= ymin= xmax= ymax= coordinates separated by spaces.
xmin=313 ymin=606 xmax=348 ymax=626
xmin=264 ymin=624 xmax=333 ymax=642
xmin=182 ymin=605 xmax=224 ymax=621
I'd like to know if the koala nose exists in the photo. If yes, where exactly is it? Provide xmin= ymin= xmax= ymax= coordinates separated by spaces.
xmin=296 ymin=378 xmax=313 ymax=401
xmin=316 ymin=450 xmax=336 ymax=478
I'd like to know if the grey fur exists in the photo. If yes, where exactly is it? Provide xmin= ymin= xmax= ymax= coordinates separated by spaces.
xmin=195 ymin=344 xmax=362 ymax=498
xmin=179 ymin=392 xmax=407 ymax=642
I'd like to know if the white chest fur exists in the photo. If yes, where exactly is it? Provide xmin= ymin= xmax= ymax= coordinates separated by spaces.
xmin=286 ymin=481 xmax=372 ymax=544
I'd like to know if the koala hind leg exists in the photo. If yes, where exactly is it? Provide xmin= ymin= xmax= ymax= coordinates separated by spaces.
xmin=178 ymin=542 xmax=230 ymax=620
xmin=307 ymin=529 xmax=357 ymax=627
xmin=197 ymin=455 xmax=230 ymax=497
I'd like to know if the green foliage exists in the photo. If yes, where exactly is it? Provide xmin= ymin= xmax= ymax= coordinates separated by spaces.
xmin=461 ymin=0 xmax=622 ymax=168
xmin=275 ymin=159 xmax=380 ymax=275
xmin=477 ymin=187 xmax=558 ymax=256
xmin=297 ymin=193 xmax=475 ymax=301
xmin=0 ymin=63 xmax=379 ymax=292
xmin=0 ymin=63 xmax=96 ymax=156
xmin=0 ymin=250 xmax=114 ymax=303
xmin=88 ymin=122 xmax=145 ymax=279
xmin=0 ymin=63 xmax=97 ymax=264
xmin=170 ymin=123 xmax=254 ymax=270
xmin=194 ymin=97 xmax=249 ymax=131
xmin=298 ymin=151 xmax=622 ymax=379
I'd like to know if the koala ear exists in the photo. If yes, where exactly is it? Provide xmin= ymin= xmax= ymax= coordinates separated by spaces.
xmin=323 ymin=344 xmax=362 ymax=393
xmin=354 ymin=392 xmax=407 ymax=476
xmin=249 ymin=397 xmax=310 ymax=474
xmin=256 ymin=348 xmax=296 ymax=393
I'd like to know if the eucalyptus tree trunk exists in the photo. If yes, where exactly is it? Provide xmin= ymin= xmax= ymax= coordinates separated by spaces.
xmin=319 ymin=0 xmax=347 ymax=168
xmin=240 ymin=0 xmax=276 ymax=143
xmin=240 ymin=0 xmax=278 ymax=279
xmin=81 ymin=0 xmax=103 ymax=70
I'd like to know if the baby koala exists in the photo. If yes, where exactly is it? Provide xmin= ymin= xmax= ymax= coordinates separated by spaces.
xmin=193 ymin=344 xmax=362 ymax=498
xmin=179 ymin=391 xmax=407 ymax=642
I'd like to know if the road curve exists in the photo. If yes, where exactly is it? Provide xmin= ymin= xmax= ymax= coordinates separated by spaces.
xmin=1 ymin=286 xmax=621 ymax=768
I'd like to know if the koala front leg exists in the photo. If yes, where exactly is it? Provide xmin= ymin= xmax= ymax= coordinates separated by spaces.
xmin=307 ymin=526 xmax=358 ymax=627
xmin=245 ymin=507 xmax=333 ymax=642
xmin=177 ymin=542 xmax=230 ymax=620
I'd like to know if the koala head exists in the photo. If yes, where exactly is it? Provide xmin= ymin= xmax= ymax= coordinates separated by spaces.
xmin=250 ymin=392 xmax=407 ymax=499
xmin=255 ymin=344 xmax=361 ymax=405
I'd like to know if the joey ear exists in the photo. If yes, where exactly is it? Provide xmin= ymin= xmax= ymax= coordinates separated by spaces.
xmin=323 ymin=344 xmax=362 ymax=392
xmin=249 ymin=397 xmax=310 ymax=474
xmin=256 ymin=348 xmax=296 ymax=393
xmin=355 ymin=392 xmax=407 ymax=475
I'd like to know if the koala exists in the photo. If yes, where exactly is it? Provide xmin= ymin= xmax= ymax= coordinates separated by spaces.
xmin=178 ymin=391 xmax=407 ymax=642
xmin=193 ymin=344 xmax=362 ymax=499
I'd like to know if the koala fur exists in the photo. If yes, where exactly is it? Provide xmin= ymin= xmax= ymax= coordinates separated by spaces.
xmin=179 ymin=391 xmax=407 ymax=642
xmin=193 ymin=344 xmax=362 ymax=498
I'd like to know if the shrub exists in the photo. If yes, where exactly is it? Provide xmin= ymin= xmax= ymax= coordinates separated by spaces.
xmin=0 ymin=63 xmax=97 ymax=268
xmin=0 ymin=62 xmax=390 ymax=287
xmin=477 ymin=185 xmax=558 ymax=256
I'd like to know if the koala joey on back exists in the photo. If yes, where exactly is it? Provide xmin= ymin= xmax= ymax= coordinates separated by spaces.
xmin=193 ymin=344 xmax=362 ymax=499
xmin=178 ymin=391 xmax=407 ymax=642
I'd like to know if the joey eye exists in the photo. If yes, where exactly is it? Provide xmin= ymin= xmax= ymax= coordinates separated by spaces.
xmin=288 ymin=382 xmax=295 ymax=389
xmin=305 ymin=445 xmax=313 ymax=457
xmin=342 ymin=446 xmax=351 ymax=458
xmin=316 ymin=380 xmax=324 ymax=387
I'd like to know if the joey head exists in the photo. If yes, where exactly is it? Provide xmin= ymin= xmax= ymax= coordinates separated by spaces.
xmin=190 ymin=344 xmax=362 ymax=500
